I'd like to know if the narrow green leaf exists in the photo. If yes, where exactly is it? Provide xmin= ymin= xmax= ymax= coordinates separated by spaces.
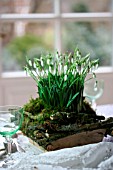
xmin=66 ymin=92 xmax=79 ymax=108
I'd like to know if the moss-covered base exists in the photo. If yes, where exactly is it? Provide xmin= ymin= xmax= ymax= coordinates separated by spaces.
xmin=21 ymin=97 xmax=113 ymax=150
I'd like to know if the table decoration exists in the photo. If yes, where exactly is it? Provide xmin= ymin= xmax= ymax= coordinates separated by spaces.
xmin=21 ymin=47 xmax=113 ymax=151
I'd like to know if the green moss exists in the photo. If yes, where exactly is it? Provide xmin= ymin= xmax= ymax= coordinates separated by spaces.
xmin=23 ymin=97 xmax=44 ymax=115
xmin=21 ymin=96 xmax=107 ymax=150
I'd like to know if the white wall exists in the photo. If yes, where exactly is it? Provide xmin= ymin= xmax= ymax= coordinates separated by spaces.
xmin=0 ymin=77 xmax=37 ymax=106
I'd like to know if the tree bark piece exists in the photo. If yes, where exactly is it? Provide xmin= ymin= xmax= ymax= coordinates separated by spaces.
xmin=46 ymin=129 xmax=106 ymax=151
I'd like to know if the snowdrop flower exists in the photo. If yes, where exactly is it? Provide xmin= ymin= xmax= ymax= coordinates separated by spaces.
xmin=64 ymin=74 xmax=67 ymax=81
xmin=90 ymin=66 xmax=97 ymax=72
xmin=28 ymin=59 xmax=32 ymax=66
xmin=95 ymin=63 xmax=98 ymax=69
xmin=76 ymin=50 xmax=81 ymax=60
xmin=46 ymin=69 xmax=48 ymax=76
xmin=41 ymin=70 xmax=44 ymax=77
xmin=52 ymin=63 xmax=56 ymax=75
xmin=33 ymin=62 xmax=37 ymax=69
xmin=55 ymin=52 xmax=59 ymax=61
xmin=52 ymin=68 xmax=56 ymax=75
xmin=40 ymin=57 xmax=44 ymax=67
xmin=32 ymin=70 xmax=37 ymax=77
xmin=47 ymin=58 xmax=50 ymax=65
xmin=68 ymin=58 xmax=70 ymax=63
xmin=71 ymin=57 xmax=74 ymax=63
xmin=64 ymin=65 xmax=67 ymax=74
xmin=76 ymin=65 xmax=82 ymax=74
xmin=76 ymin=50 xmax=79 ymax=56
xmin=36 ymin=68 xmax=39 ymax=75
xmin=58 ymin=63 xmax=62 ymax=74
xmin=49 ymin=66 xmax=52 ymax=73
xmin=80 ymin=64 xmax=84 ymax=73
xmin=72 ymin=70 xmax=75 ymax=75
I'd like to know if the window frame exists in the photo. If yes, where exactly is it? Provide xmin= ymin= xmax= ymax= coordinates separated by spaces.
xmin=0 ymin=0 xmax=113 ymax=76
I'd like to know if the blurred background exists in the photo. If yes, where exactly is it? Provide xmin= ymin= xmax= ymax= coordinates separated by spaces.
xmin=0 ymin=0 xmax=113 ymax=106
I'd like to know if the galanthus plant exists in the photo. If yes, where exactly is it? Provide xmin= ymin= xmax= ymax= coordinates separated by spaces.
xmin=25 ymin=48 xmax=99 ymax=114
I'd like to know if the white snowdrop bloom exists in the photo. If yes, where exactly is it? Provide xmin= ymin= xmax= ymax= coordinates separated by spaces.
xmin=90 ymin=66 xmax=96 ymax=72
xmin=64 ymin=74 xmax=67 ymax=81
xmin=52 ymin=63 xmax=56 ymax=75
xmin=33 ymin=62 xmax=37 ymax=68
xmin=52 ymin=68 xmax=56 ymax=75
xmin=28 ymin=59 xmax=32 ymax=66
xmin=76 ymin=50 xmax=79 ymax=56
xmin=36 ymin=68 xmax=39 ymax=74
xmin=46 ymin=69 xmax=48 ymax=76
xmin=49 ymin=66 xmax=52 ymax=73
xmin=56 ymin=52 xmax=59 ymax=61
xmin=86 ymin=57 xmax=89 ymax=63
xmin=95 ymin=63 xmax=98 ymax=69
xmin=51 ymin=60 xmax=54 ymax=66
xmin=41 ymin=59 xmax=44 ymax=67
xmin=81 ymin=64 xmax=84 ymax=73
xmin=76 ymin=65 xmax=81 ymax=74
xmin=64 ymin=65 xmax=67 ymax=74
xmin=72 ymin=70 xmax=75 ymax=75
xmin=71 ymin=57 xmax=74 ymax=63
xmin=82 ymin=62 xmax=85 ymax=67
xmin=41 ymin=70 xmax=44 ymax=77
xmin=58 ymin=63 xmax=62 ymax=74
xmin=89 ymin=67 xmax=96 ymax=74
xmin=47 ymin=59 xmax=50 ymax=65
xmin=32 ymin=70 xmax=37 ymax=77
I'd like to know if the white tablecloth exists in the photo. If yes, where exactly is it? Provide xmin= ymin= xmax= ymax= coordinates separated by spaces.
xmin=97 ymin=104 xmax=113 ymax=118
xmin=3 ymin=140 xmax=113 ymax=170
xmin=0 ymin=104 xmax=113 ymax=170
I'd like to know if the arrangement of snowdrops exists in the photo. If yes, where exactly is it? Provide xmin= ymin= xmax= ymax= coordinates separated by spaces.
xmin=25 ymin=47 xmax=99 ymax=114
